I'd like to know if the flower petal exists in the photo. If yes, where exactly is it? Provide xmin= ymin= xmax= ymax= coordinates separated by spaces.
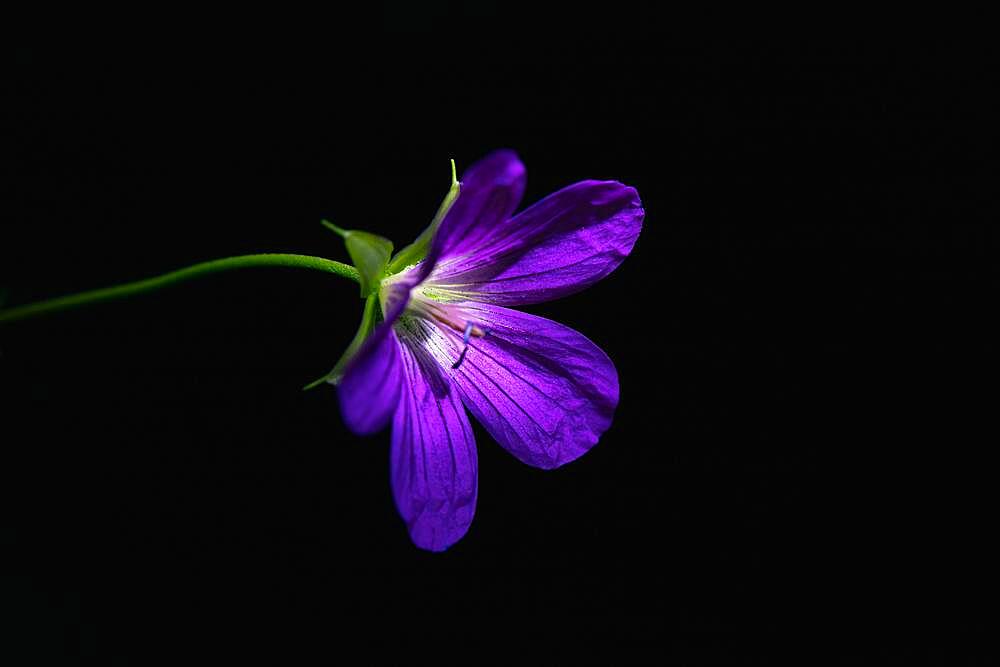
xmin=336 ymin=317 xmax=404 ymax=436
xmin=427 ymin=180 xmax=643 ymax=306
xmin=336 ymin=200 xmax=458 ymax=434
xmin=391 ymin=326 xmax=478 ymax=551
xmin=336 ymin=276 xmax=420 ymax=435
xmin=442 ymin=303 xmax=619 ymax=469
xmin=427 ymin=149 xmax=526 ymax=266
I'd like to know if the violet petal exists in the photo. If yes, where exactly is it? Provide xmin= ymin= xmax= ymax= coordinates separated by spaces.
xmin=336 ymin=278 xmax=420 ymax=435
xmin=444 ymin=303 xmax=619 ymax=469
xmin=426 ymin=149 xmax=526 ymax=268
xmin=391 ymin=331 xmax=478 ymax=551
xmin=428 ymin=180 xmax=643 ymax=305
xmin=336 ymin=319 xmax=404 ymax=436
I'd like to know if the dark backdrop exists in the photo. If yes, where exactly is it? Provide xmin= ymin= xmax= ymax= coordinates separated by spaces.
xmin=4 ymin=29 xmax=994 ymax=662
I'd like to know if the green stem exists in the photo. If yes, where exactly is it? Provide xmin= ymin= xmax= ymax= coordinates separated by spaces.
xmin=0 ymin=253 xmax=359 ymax=324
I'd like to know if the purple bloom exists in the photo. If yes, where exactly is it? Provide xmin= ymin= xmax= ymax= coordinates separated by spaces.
xmin=337 ymin=151 xmax=644 ymax=551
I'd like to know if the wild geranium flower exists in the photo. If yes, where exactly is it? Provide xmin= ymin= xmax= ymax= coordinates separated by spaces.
xmin=337 ymin=150 xmax=644 ymax=551
xmin=0 ymin=146 xmax=641 ymax=552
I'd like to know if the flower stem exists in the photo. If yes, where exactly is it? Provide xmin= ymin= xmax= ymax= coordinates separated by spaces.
xmin=0 ymin=253 xmax=360 ymax=324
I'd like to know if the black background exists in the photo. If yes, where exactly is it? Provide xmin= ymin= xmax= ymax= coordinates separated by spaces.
xmin=4 ymin=21 xmax=995 ymax=664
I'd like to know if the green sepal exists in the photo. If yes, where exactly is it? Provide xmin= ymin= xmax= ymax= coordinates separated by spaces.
xmin=386 ymin=159 xmax=460 ymax=274
xmin=303 ymin=293 xmax=380 ymax=391
xmin=322 ymin=220 xmax=393 ymax=298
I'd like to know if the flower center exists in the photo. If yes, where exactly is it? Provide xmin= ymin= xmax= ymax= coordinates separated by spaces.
xmin=379 ymin=272 xmax=487 ymax=369
xmin=401 ymin=286 xmax=486 ymax=370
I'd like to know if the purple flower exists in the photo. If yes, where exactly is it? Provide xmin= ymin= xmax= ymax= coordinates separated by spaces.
xmin=337 ymin=150 xmax=644 ymax=551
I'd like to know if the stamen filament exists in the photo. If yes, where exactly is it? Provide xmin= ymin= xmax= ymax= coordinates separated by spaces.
xmin=451 ymin=321 xmax=486 ymax=370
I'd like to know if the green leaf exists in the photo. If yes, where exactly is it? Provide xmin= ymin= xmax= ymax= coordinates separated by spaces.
xmin=322 ymin=220 xmax=393 ymax=297
xmin=387 ymin=158 xmax=460 ymax=274
xmin=303 ymin=294 xmax=380 ymax=390
xmin=345 ymin=232 xmax=393 ymax=297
